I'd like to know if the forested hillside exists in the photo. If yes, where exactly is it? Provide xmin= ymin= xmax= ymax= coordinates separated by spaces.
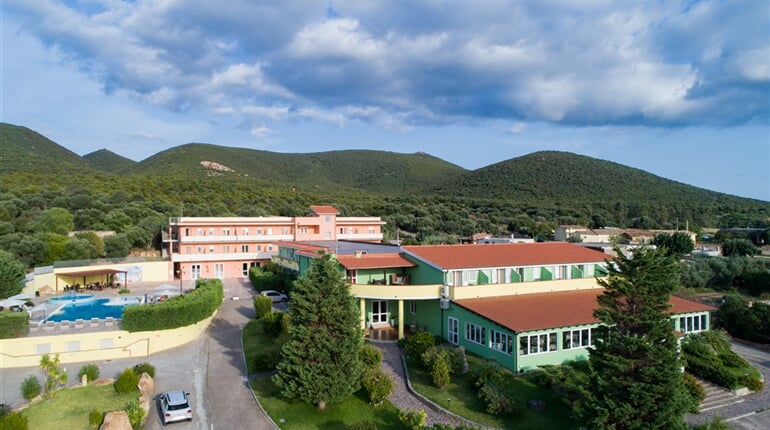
xmin=0 ymin=122 xmax=768 ymax=270
xmin=129 ymin=144 xmax=465 ymax=194
xmin=83 ymin=149 xmax=137 ymax=174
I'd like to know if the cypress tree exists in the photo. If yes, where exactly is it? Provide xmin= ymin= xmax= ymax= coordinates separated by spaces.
xmin=273 ymin=254 xmax=364 ymax=409
xmin=580 ymin=246 xmax=691 ymax=429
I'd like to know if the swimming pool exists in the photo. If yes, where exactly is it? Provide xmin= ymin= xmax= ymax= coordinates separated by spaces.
xmin=46 ymin=296 xmax=142 ymax=322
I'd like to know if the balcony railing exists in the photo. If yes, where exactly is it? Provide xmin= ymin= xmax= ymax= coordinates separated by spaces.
xmin=171 ymin=251 xmax=278 ymax=262
xmin=179 ymin=234 xmax=293 ymax=243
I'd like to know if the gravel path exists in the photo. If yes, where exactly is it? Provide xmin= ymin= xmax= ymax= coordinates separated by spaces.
xmin=685 ymin=341 xmax=770 ymax=427
xmin=375 ymin=342 xmax=484 ymax=428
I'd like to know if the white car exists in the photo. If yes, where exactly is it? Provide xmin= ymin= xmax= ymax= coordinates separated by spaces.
xmin=260 ymin=290 xmax=288 ymax=303
xmin=159 ymin=390 xmax=192 ymax=424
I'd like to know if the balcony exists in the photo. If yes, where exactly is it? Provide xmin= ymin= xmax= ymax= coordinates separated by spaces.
xmin=350 ymin=283 xmax=442 ymax=300
xmin=179 ymin=234 xmax=293 ymax=243
xmin=171 ymin=251 xmax=278 ymax=262
xmin=450 ymin=277 xmax=602 ymax=300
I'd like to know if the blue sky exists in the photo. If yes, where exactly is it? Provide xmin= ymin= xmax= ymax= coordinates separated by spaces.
xmin=2 ymin=0 xmax=769 ymax=201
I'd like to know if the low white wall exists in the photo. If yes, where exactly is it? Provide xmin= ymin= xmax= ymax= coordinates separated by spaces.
xmin=0 ymin=313 xmax=214 ymax=368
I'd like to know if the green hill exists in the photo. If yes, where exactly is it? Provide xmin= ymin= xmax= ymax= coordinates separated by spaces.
xmin=430 ymin=151 xmax=756 ymax=206
xmin=0 ymin=123 xmax=95 ymax=174
xmin=128 ymin=144 xmax=466 ymax=194
xmin=83 ymin=149 xmax=138 ymax=174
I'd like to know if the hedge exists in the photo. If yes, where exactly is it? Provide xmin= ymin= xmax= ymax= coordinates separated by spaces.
xmin=0 ymin=311 xmax=29 ymax=339
xmin=685 ymin=355 xmax=739 ymax=389
xmin=121 ymin=279 xmax=223 ymax=332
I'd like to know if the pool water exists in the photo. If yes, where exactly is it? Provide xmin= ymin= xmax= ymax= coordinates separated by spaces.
xmin=47 ymin=297 xmax=141 ymax=322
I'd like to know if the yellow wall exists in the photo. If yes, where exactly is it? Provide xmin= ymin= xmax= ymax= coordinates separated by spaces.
xmin=350 ymin=278 xmax=601 ymax=300
xmin=0 ymin=314 xmax=213 ymax=368
xmin=350 ymin=283 xmax=443 ymax=300
xmin=24 ymin=261 xmax=172 ymax=294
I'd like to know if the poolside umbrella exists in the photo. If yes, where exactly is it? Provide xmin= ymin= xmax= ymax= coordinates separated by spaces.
xmin=9 ymin=293 xmax=35 ymax=301
xmin=154 ymin=284 xmax=178 ymax=290
xmin=0 ymin=298 xmax=26 ymax=308
xmin=152 ymin=289 xmax=181 ymax=296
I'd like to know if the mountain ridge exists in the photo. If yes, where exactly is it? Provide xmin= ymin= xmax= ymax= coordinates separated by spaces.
xmin=0 ymin=122 xmax=766 ymax=207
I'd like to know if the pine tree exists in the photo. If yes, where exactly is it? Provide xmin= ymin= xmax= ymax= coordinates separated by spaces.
xmin=580 ymin=246 xmax=691 ymax=430
xmin=272 ymin=254 xmax=364 ymax=409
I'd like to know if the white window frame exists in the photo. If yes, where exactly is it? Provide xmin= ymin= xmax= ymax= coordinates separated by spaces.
xmin=448 ymin=317 xmax=459 ymax=345
xmin=563 ymin=328 xmax=596 ymax=350
xmin=489 ymin=330 xmax=513 ymax=355
xmin=465 ymin=322 xmax=485 ymax=345
xmin=679 ymin=314 xmax=708 ymax=334
xmin=519 ymin=332 xmax=558 ymax=356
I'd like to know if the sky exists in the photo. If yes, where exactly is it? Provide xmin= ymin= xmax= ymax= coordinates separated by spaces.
xmin=2 ymin=0 xmax=769 ymax=201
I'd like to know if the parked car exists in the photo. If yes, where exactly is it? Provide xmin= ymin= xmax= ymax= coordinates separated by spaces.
xmin=260 ymin=290 xmax=288 ymax=303
xmin=159 ymin=390 xmax=192 ymax=424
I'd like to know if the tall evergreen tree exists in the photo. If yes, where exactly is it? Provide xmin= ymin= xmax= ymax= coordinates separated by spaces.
xmin=273 ymin=254 xmax=364 ymax=409
xmin=580 ymin=246 xmax=691 ymax=430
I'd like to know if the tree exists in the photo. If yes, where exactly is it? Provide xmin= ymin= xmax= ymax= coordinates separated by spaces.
xmin=580 ymin=246 xmax=691 ymax=430
xmin=273 ymin=254 xmax=364 ymax=409
xmin=103 ymin=233 xmax=131 ymax=258
xmin=721 ymin=239 xmax=760 ymax=257
xmin=32 ymin=207 xmax=74 ymax=235
xmin=0 ymin=250 xmax=25 ymax=298
xmin=39 ymin=353 xmax=67 ymax=397
xmin=652 ymin=232 xmax=694 ymax=257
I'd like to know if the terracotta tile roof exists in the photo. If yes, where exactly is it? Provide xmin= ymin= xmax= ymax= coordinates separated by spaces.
xmin=336 ymin=253 xmax=417 ymax=270
xmin=454 ymin=289 xmax=715 ymax=333
xmin=309 ymin=205 xmax=340 ymax=215
xmin=403 ymin=242 xmax=608 ymax=269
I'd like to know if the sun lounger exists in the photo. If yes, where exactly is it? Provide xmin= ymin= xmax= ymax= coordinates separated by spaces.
xmin=74 ymin=319 xmax=85 ymax=328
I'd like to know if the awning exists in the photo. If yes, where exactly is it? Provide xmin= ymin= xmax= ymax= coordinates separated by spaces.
xmin=57 ymin=268 xmax=127 ymax=277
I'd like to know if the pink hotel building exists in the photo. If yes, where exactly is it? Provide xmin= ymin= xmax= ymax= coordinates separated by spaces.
xmin=165 ymin=206 xmax=385 ymax=282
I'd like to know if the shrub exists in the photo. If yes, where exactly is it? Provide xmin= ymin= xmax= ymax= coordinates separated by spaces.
xmin=251 ymin=351 xmax=281 ymax=372
xmin=403 ymin=330 xmax=436 ymax=359
xmin=692 ymin=416 xmax=730 ymax=430
xmin=20 ymin=375 xmax=41 ymax=401
xmin=740 ymin=374 xmax=764 ymax=392
xmin=361 ymin=368 xmax=394 ymax=406
xmin=399 ymin=409 xmax=427 ymax=430
xmin=478 ymin=383 xmax=518 ymax=415
xmin=717 ymin=351 xmax=748 ymax=368
xmin=124 ymin=399 xmax=145 ymax=430
xmin=133 ymin=362 xmax=156 ymax=378
xmin=360 ymin=344 xmax=383 ymax=370
xmin=118 ymin=288 xmax=131 ymax=294
xmin=682 ymin=373 xmax=705 ymax=413
xmin=0 ymin=411 xmax=29 ymax=430
xmin=685 ymin=356 xmax=739 ymax=389
xmin=472 ymin=360 xmax=508 ymax=389
xmin=262 ymin=311 xmax=284 ymax=337
xmin=346 ymin=421 xmax=378 ymax=430
xmin=78 ymin=364 xmax=100 ymax=382
xmin=89 ymin=409 xmax=103 ymax=427
xmin=122 ymin=279 xmax=223 ymax=331
xmin=114 ymin=368 xmax=139 ymax=394
xmin=701 ymin=330 xmax=732 ymax=354
xmin=253 ymin=295 xmax=273 ymax=319
xmin=430 ymin=354 xmax=452 ymax=389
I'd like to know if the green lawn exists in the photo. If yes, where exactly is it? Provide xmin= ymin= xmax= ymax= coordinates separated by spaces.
xmin=243 ymin=318 xmax=284 ymax=374
xmin=21 ymin=384 xmax=138 ymax=429
xmin=251 ymin=378 xmax=406 ymax=430
xmin=408 ymin=355 xmax=578 ymax=430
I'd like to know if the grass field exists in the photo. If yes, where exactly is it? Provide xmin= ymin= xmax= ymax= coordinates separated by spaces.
xmin=21 ymin=384 xmax=138 ymax=430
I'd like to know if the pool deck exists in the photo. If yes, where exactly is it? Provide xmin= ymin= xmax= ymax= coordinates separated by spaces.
xmin=25 ymin=281 xmax=193 ymax=336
